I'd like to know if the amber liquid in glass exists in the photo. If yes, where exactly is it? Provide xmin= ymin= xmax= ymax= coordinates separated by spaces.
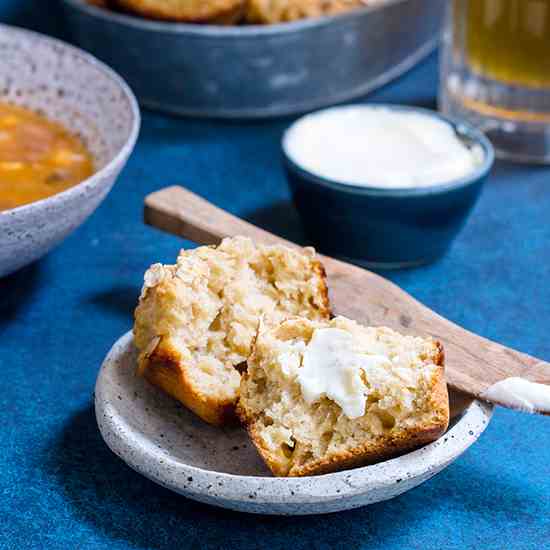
xmin=441 ymin=0 xmax=550 ymax=163
xmin=463 ymin=0 xmax=550 ymax=88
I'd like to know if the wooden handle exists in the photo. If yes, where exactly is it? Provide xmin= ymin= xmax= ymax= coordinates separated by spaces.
xmin=144 ymin=185 xmax=294 ymax=248
xmin=145 ymin=186 xmax=550 ymax=416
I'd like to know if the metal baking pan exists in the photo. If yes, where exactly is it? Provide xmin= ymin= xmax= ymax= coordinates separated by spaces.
xmin=60 ymin=0 xmax=444 ymax=118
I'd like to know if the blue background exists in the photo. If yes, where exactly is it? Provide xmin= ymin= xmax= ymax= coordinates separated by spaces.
xmin=1 ymin=1 xmax=549 ymax=548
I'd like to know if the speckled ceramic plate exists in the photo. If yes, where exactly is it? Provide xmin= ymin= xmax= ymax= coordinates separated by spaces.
xmin=95 ymin=332 xmax=493 ymax=515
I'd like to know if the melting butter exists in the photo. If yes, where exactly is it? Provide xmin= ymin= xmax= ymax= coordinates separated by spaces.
xmin=297 ymin=328 xmax=391 ymax=419
xmin=482 ymin=377 xmax=550 ymax=414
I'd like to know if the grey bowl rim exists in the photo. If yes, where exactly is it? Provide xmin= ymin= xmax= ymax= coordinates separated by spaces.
xmin=96 ymin=330 xmax=494 ymax=507
xmin=0 ymin=23 xmax=141 ymax=218
xmin=61 ymin=0 xmax=412 ymax=36
xmin=282 ymin=103 xmax=495 ymax=198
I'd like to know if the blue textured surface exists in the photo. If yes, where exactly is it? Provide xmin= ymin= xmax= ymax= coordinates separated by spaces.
xmin=1 ymin=2 xmax=549 ymax=549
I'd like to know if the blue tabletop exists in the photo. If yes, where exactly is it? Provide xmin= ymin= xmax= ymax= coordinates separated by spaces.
xmin=1 ymin=2 xmax=549 ymax=549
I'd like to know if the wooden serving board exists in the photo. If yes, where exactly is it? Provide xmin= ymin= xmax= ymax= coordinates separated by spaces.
xmin=144 ymin=186 xmax=550 ymax=416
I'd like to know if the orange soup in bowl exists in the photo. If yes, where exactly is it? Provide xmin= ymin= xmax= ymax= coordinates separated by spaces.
xmin=0 ymin=102 xmax=94 ymax=211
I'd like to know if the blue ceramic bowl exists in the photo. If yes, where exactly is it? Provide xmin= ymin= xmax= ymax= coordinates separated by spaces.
xmin=282 ymin=105 xmax=494 ymax=268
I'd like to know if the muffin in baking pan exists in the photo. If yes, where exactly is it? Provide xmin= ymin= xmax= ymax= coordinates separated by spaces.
xmin=245 ymin=0 xmax=366 ymax=24
xmin=111 ymin=0 xmax=246 ymax=23
xmin=92 ymin=0 xmax=370 ymax=24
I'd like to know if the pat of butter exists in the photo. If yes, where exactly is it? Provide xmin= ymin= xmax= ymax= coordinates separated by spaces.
xmin=297 ymin=328 xmax=391 ymax=419
xmin=481 ymin=377 xmax=550 ymax=414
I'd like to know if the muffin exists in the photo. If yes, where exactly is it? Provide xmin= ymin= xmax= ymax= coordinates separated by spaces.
xmin=238 ymin=316 xmax=449 ymax=476
xmin=134 ymin=236 xmax=330 ymax=425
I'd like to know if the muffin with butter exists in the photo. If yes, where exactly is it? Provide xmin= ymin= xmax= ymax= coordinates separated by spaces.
xmin=238 ymin=316 xmax=449 ymax=476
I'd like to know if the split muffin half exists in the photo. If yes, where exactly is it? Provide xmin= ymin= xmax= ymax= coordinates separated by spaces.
xmin=133 ymin=236 xmax=330 ymax=426
xmin=238 ymin=316 xmax=449 ymax=476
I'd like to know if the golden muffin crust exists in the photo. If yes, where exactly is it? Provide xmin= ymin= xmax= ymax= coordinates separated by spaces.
xmin=245 ymin=0 xmax=365 ymax=24
xmin=112 ymin=0 xmax=246 ymax=23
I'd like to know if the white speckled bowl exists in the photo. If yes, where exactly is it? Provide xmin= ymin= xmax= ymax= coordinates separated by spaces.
xmin=0 ymin=24 xmax=140 ymax=277
xmin=96 ymin=332 xmax=493 ymax=515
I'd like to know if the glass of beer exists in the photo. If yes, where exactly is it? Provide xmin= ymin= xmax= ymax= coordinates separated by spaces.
xmin=439 ymin=0 xmax=550 ymax=163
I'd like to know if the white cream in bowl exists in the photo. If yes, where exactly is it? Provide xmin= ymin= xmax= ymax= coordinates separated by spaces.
xmin=283 ymin=105 xmax=484 ymax=189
